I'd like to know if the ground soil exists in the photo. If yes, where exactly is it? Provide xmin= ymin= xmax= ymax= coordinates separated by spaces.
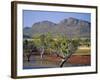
xmin=42 ymin=54 xmax=90 ymax=65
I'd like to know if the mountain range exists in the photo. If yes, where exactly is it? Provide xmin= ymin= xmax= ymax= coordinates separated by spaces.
xmin=23 ymin=17 xmax=91 ymax=39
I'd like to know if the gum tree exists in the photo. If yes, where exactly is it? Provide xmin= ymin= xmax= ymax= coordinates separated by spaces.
xmin=47 ymin=35 xmax=79 ymax=67
xmin=25 ymin=33 xmax=79 ymax=67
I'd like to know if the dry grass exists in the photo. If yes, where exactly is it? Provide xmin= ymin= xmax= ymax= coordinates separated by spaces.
xmin=74 ymin=46 xmax=90 ymax=55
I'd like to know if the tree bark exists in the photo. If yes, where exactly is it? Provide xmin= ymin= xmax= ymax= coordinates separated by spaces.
xmin=40 ymin=48 xmax=44 ymax=59
xmin=60 ymin=48 xmax=76 ymax=67
xmin=27 ymin=54 xmax=31 ymax=62
xmin=60 ymin=59 xmax=66 ymax=67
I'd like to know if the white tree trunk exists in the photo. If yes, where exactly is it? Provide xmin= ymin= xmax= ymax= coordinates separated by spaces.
xmin=40 ymin=47 xmax=44 ymax=59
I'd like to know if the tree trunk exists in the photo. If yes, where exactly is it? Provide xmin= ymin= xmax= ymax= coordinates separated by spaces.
xmin=40 ymin=48 xmax=44 ymax=59
xmin=60 ymin=49 xmax=76 ymax=67
xmin=27 ymin=54 xmax=31 ymax=62
xmin=60 ymin=59 xmax=66 ymax=67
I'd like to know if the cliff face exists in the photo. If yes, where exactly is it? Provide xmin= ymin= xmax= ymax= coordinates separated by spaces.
xmin=23 ymin=17 xmax=90 ymax=38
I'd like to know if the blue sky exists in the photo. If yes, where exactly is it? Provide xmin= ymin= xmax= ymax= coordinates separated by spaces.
xmin=23 ymin=10 xmax=91 ymax=27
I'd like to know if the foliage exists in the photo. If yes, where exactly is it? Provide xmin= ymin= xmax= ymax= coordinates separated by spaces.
xmin=24 ymin=33 xmax=91 ymax=56
xmin=23 ymin=33 xmax=90 ymax=66
xmin=30 ymin=33 xmax=79 ymax=57
xmin=79 ymin=38 xmax=90 ymax=47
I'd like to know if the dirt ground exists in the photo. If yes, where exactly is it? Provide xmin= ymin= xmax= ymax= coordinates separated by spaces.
xmin=23 ymin=54 xmax=90 ymax=69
